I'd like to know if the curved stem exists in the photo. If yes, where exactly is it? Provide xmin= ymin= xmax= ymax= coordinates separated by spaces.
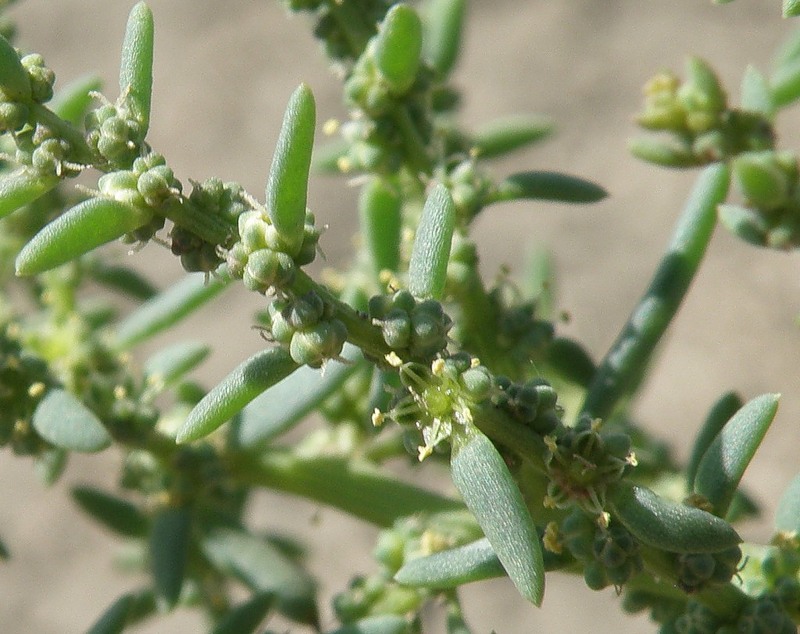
xmin=580 ymin=163 xmax=730 ymax=421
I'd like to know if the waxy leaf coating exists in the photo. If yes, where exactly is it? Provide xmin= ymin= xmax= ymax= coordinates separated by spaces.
xmin=202 ymin=527 xmax=318 ymax=625
xmin=775 ymin=472 xmax=800 ymax=534
xmin=210 ymin=592 xmax=274 ymax=634
xmin=493 ymin=171 xmax=607 ymax=204
xmin=115 ymin=270 xmax=230 ymax=349
xmin=32 ymin=389 xmax=111 ymax=452
xmin=694 ymin=393 xmax=779 ymax=517
xmin=177 ymin=347 xmax=299 ymax=443
xmin=375 ymin=4 xmax=423 ymax=93
xmin=0 ymin=34 xmax=32 ymax=100
xmin=450 ymin=428 xmax=545 ymax=605
xmin=15 ymin=198 xmax=152 ymax=276
xmin=394 ymin=536 xmax=504 ymax=588
xmin=149 ymin=506 xmax=191 ymax=609
xmin=422 ymin=0 xmax=465 ymax=78
xmin=266 ymin=84 xmax=316 ymax=257
xmin=408 ymin=184 xmax=455 ymax=300
xmin=610 ymin=481 xmax=741 ymax=553
xmin=119 ymin=2 xmax=154 ymax=130
xmin=0 ymin=170 xmax=59 ymax=220
xmin=72 ymin=486 xmax=148 ymax=538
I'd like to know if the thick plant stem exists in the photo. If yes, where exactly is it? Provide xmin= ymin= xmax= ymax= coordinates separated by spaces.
xmin=580 ymin=164 xmax=730 ymax=421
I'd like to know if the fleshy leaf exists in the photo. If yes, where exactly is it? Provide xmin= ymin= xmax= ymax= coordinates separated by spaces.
xmin=51 ymin=75 xmax=103 ymax=125
xmin=610 ymin=481 xmax=741 ymax=553
xmin=244 ymin=450 xmax=462 ymax=527
xmin=408 ymin=184 xmax=456 ymax=300
xmin=770 ymin=55 xmax=800 ymax=108
xmin=143 ymin=341 xmax=210 ymax=389
xmin=34 ymin=447 xmax=68 ymax=485
xmin=210 ymin=592 xmax=274 ymax=634
xmin=775 ymin=473 xmax=800 ymax=534
xmin=0 ymin=170 xmax=59 ymax=220
xmin=72 ymin=485 xmax=149 ymax=538
xmin=119 ymin=2 xmax=154 ymax=131
xmin=785 ymin=0 xmax=800 ymax=18
xmin=740 ymin=65 xmax=775 ymax=118
xmin=86 ymin=589 xmax=156 ymax=634
xmin=422 ymin=0 xmax=466 ymax=78
xmin=230 ymin=344 xmax=362 ymax=448
xmin=324 ymin=615 xmax=411 ymax=634
xmin=718 ymin=203 xmax=769 ymax=246
xmin=492 ymin=171 xmax=607 ymax=204
xmin=694 ymin=393 xmax=780 ymax=517
xmin=470 ymin=115 xmax=553 ymax=160
xmin=374 ymin=4 xmax=423 ymax=93
xmin=628 ymin=137 xmax=698 ymax=168
xmin=85 ymin=262 xmax=157 ymax=300
xmin=359 ymin=178 xmax=402 ymax=279
xmin=202 ymin=527 xmax=318 ymax=626
xmin=0 ymin=34 xmax=31 ymax=100
xmin=394 ymin=536 xmax=504 ymax=588
xmin=149 ymin=506 xmax=191 ymax=609
xmin=15 ymin=198 xmax=152 ymax=276
xmin=266 ymin=84 xmax=316 ymax=257
xmin=32 ymin=389 xmax=111 ymax=452
xmin=686 ymin=392 xmax=743 ymax=488
xmin=450 ymin=428 xmax=545 ymax=605
xmin=114 ymin=270 xmax=231 ymax=349
xmin=177 ymin=347 xmax=299 ymax=443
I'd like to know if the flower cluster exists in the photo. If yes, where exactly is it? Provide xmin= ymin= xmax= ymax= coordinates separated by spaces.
xmin=266 ymin=291 xmax=347 ymax=368
xmin=368 ymin=289 xmax=452 ymax=363
xmin=226 ymin=207 xmax=320 ymax=292
xmin=543 ymin=416 xmax=636 ymax=512
xmin=632 ymin=57 xmax=774 ymax=167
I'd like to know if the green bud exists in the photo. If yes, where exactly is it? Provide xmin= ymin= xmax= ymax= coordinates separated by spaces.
xmin=242 ymin=249 xmax=296 ymax=293
xmin=732 ymin=151 xmax=792 ymax=210
xmin=289 ymin=320 xmax=347 ymax=368
xmin=288 ymin=292 xmax=325 ymax=329
xmin=678 ymin=57 xmax=727 ymax=131
xmin=381 ymin=309 xmax=412 ymax=350
xmin=374 ymin=4 xmax=423 ymax=94
xmin=0 ymin=101 xmax=29 ymax=132
xmin=459 ymin=366 xmax=492 ymax=401
xmin=21 ymin=53 xmax=55 ymax=103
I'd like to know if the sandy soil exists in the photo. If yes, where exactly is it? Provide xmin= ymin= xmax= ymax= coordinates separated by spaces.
xmin=1 ymin=1 xmax=799 ymax=632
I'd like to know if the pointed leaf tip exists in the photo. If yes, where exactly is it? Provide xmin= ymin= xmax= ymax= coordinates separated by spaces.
xmin=450 ymin=429 xmax=545 ymax=605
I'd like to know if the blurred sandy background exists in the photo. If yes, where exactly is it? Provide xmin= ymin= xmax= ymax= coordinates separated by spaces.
xmin=1 ymin=1 xmax=799 ymax=632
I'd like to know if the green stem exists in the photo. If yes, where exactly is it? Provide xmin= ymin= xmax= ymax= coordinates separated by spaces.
xmin=631 ymin=546 xmax=749 ymax=620
xmin=160 ymin=197 xmax=236 ymax=247
xmin=580 ymin=163 xmax=730 ymax=421
xmin=289 ymin=269 xmax=390 ymax=359
xmin=30 ymin=103 xmax=94 ymax=164
xmin=392 ymin=105 xmax=433 ymax=176
xmin=230 ymin=448 xmax=463 ymax=527
xmin=471 ymin=400 xmax=548 ymax=475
